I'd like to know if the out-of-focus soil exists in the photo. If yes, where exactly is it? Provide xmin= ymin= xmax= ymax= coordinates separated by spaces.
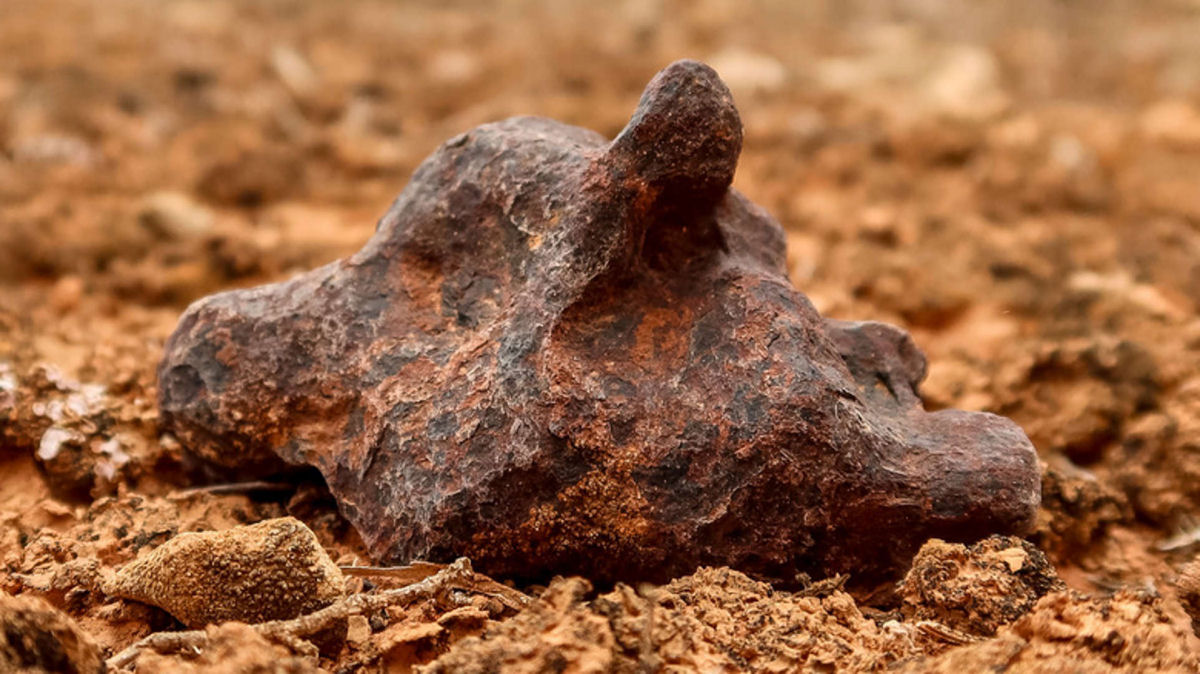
xmin=3 ymin=0 xmax=1200 ymax=671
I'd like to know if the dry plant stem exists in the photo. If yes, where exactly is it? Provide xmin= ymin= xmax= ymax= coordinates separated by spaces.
xmin=167 ymin=481 xmax=295 ymax=499
xmin=339 ymin=560 xmax=448 ymax=583
xmin=106 ymin=557 xmax=476 ymax=671
xmin=341 ymin=562 xmax=533 ymax=612
xmin=1156 ymin=514 xmax=1200 ymax=551
xmin=916 ymin=621 xmax=983 ymax=646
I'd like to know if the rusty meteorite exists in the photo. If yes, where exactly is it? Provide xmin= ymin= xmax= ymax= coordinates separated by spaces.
xmin=158 ymin=60 xmax=1040 ymax=584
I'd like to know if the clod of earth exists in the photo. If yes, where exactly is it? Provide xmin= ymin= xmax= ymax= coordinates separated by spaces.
xmin=104 ymin=517 xmax=345 ymax=628
xmin=157 ymin=60 xmax=1040 ymax=584
xmin=0 ymin=591 xmax=104 ymax=674
xmin=899 ymin=536 xmax=1064 ymax=637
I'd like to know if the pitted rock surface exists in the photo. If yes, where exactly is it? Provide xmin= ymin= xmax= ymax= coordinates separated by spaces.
xmin=158 ymin=60 xmax=1040 ymax=584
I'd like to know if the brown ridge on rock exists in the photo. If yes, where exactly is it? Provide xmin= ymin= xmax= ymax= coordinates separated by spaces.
xmin=157 ymin=59 xmax=1040 ymax=584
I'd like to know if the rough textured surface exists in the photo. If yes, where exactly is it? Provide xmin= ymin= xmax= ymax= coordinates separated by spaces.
xmin=900 ymin=589 xmax=1200 ymax=673
xmin=106 ymin=517 xmax=345 ymax=628
xmin=899 ymin=535 xmax=1065 ymax=636
xmin=157 ymin=59 xmax=1039 ymax=584
xmin=0 ymin=590 xmax=104 ymax=674
xmin=133 ymin=622 xmax=321 ymax=674
xmin=1032 ymin=459 xmax=1127 ymax=560
xmin=423 ymin=566 xmax=921 ymax=673
xmin=1178 ymin=557 xmax=1200 ymax=636
xmin=8 ymin=1 xmax=1200 ymax=670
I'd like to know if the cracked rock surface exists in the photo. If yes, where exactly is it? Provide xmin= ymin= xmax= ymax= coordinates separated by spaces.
xmin=157 ymin=60 xmax=1040 ymax=584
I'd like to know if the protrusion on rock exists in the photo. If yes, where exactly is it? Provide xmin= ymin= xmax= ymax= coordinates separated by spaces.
xmin=105 ymin=517 xmax=344 ymax=627
xmin=608 ymin=60 xmax=742 ymax=220
xmin=158 ymin=59 xmax=1041 ymax=584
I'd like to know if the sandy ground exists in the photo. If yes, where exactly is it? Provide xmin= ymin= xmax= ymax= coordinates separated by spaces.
xmin=3 ymin=0 xmax=1200 ymax=671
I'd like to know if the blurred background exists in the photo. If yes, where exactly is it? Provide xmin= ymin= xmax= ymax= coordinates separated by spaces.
xmin=3 ymin=0 xmax=1200 ymax=579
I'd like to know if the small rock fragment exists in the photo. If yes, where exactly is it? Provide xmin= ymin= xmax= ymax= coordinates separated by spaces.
xmin=49 ymin=275 xmax=85 ymax=313
xmin=345 ymin=614 xmax=372 ymax=646
xmin=271 ymin=45 xmax=319 ymax=99
xmin=0 ymin=591 xmax=104 ymax=674
xmin=106 ymin=517 xmax=345 ymax=628
xmin=899 ymin=536 xmax=1064 ymax=636
xmin=138 ymin=191 xmax=215 ymax=240
xmin=708 ymin=47 xmax=788 ymax=97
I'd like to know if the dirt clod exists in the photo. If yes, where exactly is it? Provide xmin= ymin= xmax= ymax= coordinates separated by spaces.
xmin=900 ymin=536 xmax=1065 ymax=637
xmin=1178 ymin=557 xmax=1200 ymax=635
xmin=425 ymin=566 xmax=922 ymax=673
xmin=901 ymin=589 xmax=1200 ymax=673
xmin=106 ymin=517 xmax=345 ymax=628
xmin=0 ymin=590 xmax=103 ymax=674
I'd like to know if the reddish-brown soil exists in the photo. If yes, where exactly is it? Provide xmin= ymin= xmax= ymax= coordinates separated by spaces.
xmin=3 ymin=1 xmax=1200 ymax=672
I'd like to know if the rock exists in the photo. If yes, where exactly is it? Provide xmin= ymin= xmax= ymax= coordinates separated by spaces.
xmin=106 ymin=517 xmax=345 ymax=627
xmin=899 ymin=536 xmax=1064 ymax=636
xmin=271 ymin=45 xmax=319 ymax=99
xmin=138 ymin=191 xmax=215 ymax=240
xmin=49 ymin=275 xmax=85 ymax=314
xmin=0 ymin=591 xmax=104 ymax=674
xmin=922 ymin=44 xmax=1007 ymax=119
xmin=17 ymin=368 xmax=125 ymax=500
xmin=157 ymin=60 xmax=1040 ymax=584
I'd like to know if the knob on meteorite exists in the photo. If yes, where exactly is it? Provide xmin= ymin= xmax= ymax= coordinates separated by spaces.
xmin=158 ymin=60 xmax=1040 ymax=584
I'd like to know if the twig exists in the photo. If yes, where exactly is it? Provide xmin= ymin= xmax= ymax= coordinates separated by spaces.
xmin=1156 ymin=514 xmax=1200 ymax=551
xmin=339 ymin=560 xmax=446 ymax=584
xmin=795 ymin=573 xmax=849 ymax=599
xmin=916 ymin=620 xmax=982 ymax=646
xmin=341 ymin=561 xmax=532 ymax=612
xmin=107 ymin=557 xmax=477 ymax=671
xmin=167 ymin=481 xmax=296 ymax=500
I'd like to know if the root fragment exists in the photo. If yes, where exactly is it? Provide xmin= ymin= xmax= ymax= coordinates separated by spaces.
xmin=107 ymin=557 xmax=481 ymax=671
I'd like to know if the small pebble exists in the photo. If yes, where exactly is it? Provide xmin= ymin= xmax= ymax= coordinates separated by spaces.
xmin=138 ymin=190 xmax=214 ymax=240
xmin=106 ymin=517 xmax=345 ymax=627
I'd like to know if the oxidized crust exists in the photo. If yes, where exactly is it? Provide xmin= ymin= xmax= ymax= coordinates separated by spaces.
xmin=158 ymin=60 xmax=1040 ymax=584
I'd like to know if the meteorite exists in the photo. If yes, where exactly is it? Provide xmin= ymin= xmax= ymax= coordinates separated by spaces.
xmin=158 ymin=60 xmax=1040 ymax=584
